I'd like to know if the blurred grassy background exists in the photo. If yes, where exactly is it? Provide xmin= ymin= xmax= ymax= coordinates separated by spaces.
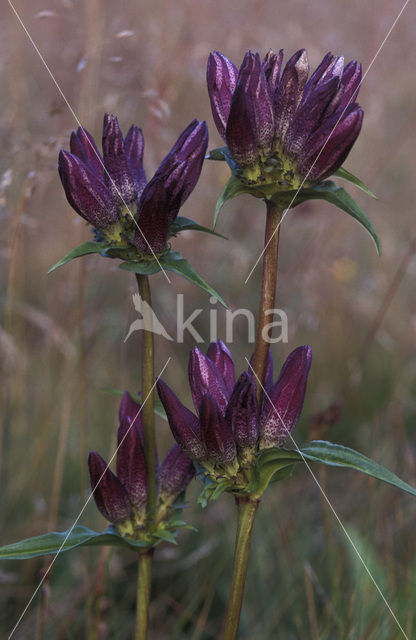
xmin=1 ymin=0 xmax=416 ymax=638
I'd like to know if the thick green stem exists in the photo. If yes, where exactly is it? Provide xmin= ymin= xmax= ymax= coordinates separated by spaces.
xmin=135 ymin=273 xmax=156 ymax=517
xmin=222 ymin=497 xmax=259 ymax=640
xmin=252 ymin=200 xmax=282 ymax=407
xmin=135 ymin=549 xmax=154 ymax=640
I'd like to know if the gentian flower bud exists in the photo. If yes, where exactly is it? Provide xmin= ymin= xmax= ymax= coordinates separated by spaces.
xmin=158 ymin=341 xmax=312 ymax=491
xmin=88 ymin=394 xmax=195 ymax=541
xmin=59 ymin=115 xmax=208 ymax=255
xmin=207 ymin=48 xmax=363 ymax=188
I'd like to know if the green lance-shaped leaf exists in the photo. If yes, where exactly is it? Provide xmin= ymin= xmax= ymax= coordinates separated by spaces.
xmin=0 ymin=526 xmax=151 ymax=560
xmin=169 ymin=216 xmax=227 ymax=240
xmin=272 ymin=180 xmax=381 ymax=255
xmin=48 ymin=241 xmax=108 ymax=273
xmin=248 ymin=441 xmax=416 ymax=498
xmin=213 ymin=176 xmax=255 ymax=228
xmin=160 ymin=250 xmax=227 ymax=308
xmin=334 ymin=167 xmax=377 ymax=199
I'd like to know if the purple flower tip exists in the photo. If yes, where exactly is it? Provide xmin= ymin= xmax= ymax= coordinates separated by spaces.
xmin=158 ymin=444 xmax=195 ymax=500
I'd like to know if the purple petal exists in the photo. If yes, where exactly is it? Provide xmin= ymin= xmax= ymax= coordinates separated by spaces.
xmin=225 ymin=82 xmax=258 ymax=170
xmin=88 ymin=452 xmax=131 ymax=524
xmin=200 ymin=394 xmax=237 ymax=464
xmin=157 ymin=380 xmax=206 ymax=460
xmin=134 ymin=177 xmax=171 ymax=254
xmin=189 ymin=347 xmax=230 ymax=415
xmin=285 ymin=77 xmax=340 ymax=157
xmin=206 ymin=340 xmax=235 ymax=395
xmin=70 ymin=127 xmax=104 ymax=177
xmin=102 ymin=113 xmax=138 ymax=204
xmin=274 ymin=49 xmax=309 ymax=141
xmin=238 ymin=51 xmax=274 ymax=153
xmin=158 ymin=444 xmax=195 ymax=499
xmin=116 ymin=417 xmax=147 ymax=512
xmin=154 ymin=120 xmax=208 ymax=208
xmin=119 ymin=391 xmax=142 ymax=426
xmin=298 ymin=104 xmax=363 ymax=181
xmin=260 ymin=345 xmax=312 ymax=447
xmin=339 ymin=61 xmax=362 ymax=110
xmin=225 ymin=372 xmax=258 ymax=451
xmin=302 ymin=53 xmax=344 ymax=102
xmin=124 ymin=125 xmax=147 ymax=194
xmin=58 ymin=150 xmax=117 ymax=228
xmin=262 ymin=49 xmax=284 ymax=94
xmin=207 ymin=51 xmax=239 ymax=139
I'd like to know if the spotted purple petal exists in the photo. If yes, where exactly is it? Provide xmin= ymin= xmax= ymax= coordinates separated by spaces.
xmin=58 ymin=150 xmax=117 ymax=228
xmin=102 ymin=113 xmax=138 ymax=204
xmin=260 ymin=345 xmax=312 ymax=447
xmin=262 ymin=49 xmax=284 ymax=94
xmin=158 ymin=444 xmax=195 ymax=500
xmin=157 ymin=380 xmax=206 ymax=460
xmin=189 ymin=347 xmax=230 ymax=415
xmin=119 ymin=391 xmax=141 ymax=425
xmin=124 ymin=125 xmax=147 ymax=194
xmin=207 ymin=51 xmax=239 ymax=139
xmin=70 ymin=127 xmax=104 ymax=177
xmin=200 ymin=394 xmax=237 ymax=464
xmin=298 ymin=104 xmax=363 ymax=182
xmin=88 ymin=452 xmax=131 ymax=524
xmin=206 ymin=340 xmax=235 ymax=396
xmin=225 ymin=372 xmax=258 ymax=452
xmin=274 ymin=49 xmax=309 ymax=141
xmin=116 ymin=417 xmax=147 ymax=513
xmin=134 ymin=177 xmax=171 ymax=254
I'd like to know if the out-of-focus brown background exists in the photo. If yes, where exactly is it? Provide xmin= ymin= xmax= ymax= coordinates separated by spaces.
xmin=1 ymin=1 xmax=416 ymax=638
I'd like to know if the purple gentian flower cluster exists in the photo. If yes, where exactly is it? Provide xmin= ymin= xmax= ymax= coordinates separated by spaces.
xmin=59 ymin=115 xmax=208 ymax=254
xmin=207 ymin=49 xmax=363 ymax=187
xmin=88 ymin=392 xmax=194 ymax=538
xmin=157 ymin=341 xmax=312 ymax=486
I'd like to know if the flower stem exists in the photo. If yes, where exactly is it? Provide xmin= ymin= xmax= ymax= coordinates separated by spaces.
xmin=135 ymin=274 xmax=156 ymax=640
xmin=222 ymin=497 xmax=259 ymax=640
xmin=135 ymin=273 xmax=156 ymax=517
xmin=135 ymin=549 xmax=154 ymax=640
xmin=251 ymin=200 xmax=282 ymax=407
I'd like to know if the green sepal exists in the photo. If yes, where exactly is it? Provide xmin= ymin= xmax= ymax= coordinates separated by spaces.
xmin=197 ymin=477 xmax=234 ymax=507
xmin=0 ymin=525 xmax=152 ymax=560
xmin=99 ymin=388 xmax=167 ymax=422
xmin=48 ymin=241 xmax=108 ymax=273
xmin=118 ymin=260 xmax=162 ymax=276
xmin=160 ymin=250 xmax=227 ymax=307
xmin=334 ymin=167 xmax=377 ymax=199
xmin=169 ymin=216 xmax=227 ymax=240
xmin=246 ymin=441 xmax=416 ymax=499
